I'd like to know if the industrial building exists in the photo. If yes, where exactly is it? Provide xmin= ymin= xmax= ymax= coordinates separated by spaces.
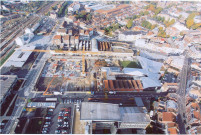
xmin=0 ymin=75 xmax=18 ymax=104
xmin=27 ymin=102 xmax=56 ymax=108
xmin=3 ymin=46 xmax=35 ymax=67
xmin=80 ymin=102 xmax=150 ymax=134
xmin=15 ymin=28 xmax=35 ymax=46
xmin=97 ymin=41 xmax=112 ymax=51
xmin=103 ymin=80 xmax=143 ymax=92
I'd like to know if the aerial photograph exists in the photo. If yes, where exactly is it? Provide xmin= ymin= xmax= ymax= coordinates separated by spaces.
xmin=0 ymin=0 xmax=201 ymax=134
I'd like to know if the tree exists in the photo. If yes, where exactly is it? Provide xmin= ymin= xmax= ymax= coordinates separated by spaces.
xmin=186 ymin=19 xmax=194 ymax=28
xmin=185 ymin=12 xmax=199 ymax=29
xmin=132 ymin=15 xmax=138 ymax=20
xmin=126 ymin=19 xmax=133 ymax=29
xmin=191 ymin=23 xmax=201 ymax=30
xmin=155 ymin=7 xmax=163 ymax=15
xmin=86 ymin=14 xmax=92 ymax=21
xmin=144 ymin=11 xmax=149 ymax=15
xmin=28 ymin=99 xmax=31 ymax=103
xmin=178 ymin=15 xmax=182 ymax=19
xmin=38 ymin=121 xmax=42 ymax=125
xmin=139 ymin=11 xmax=144 ymax=16
xmin=65 ymin=8 xmax=68 ymax=16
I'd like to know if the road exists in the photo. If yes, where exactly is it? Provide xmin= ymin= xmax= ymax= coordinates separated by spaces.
xmin=91 ymin=91 xmax=168 ymax=99
xmin=1 ymin=14 xmax=65 ymax=133
xmin=176 ymin=55 xmax=190 ymax=134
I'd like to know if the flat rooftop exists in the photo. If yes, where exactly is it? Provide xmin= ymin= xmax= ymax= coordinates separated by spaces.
xmin=0 ymin=75 xmax=17 ymax=102
xmin=4 ymin=46 xmax=35 ymax=67
xmin=80 ymin=102 xmax=121 ymax=121
xmin=120 ymin=107 xmax=150 ymax=123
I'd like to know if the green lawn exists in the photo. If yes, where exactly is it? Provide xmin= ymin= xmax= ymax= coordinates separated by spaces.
xmin=0 ymin=49 xmax=15 ymax=67
xmin=120 ymin=61 xmax=142 ymax=68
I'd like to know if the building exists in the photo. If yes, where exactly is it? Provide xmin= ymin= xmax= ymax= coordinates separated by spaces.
xmin=103 ymin=80 xmax=144 ymax=92
xmin=118 ymin=31 xmax=145 ymax=42
xmin=52 ymin=35 xmax=62 ymax=45
xmin=15 ymin=28 xmax=34 ymax=46
xmin=57 ymin=28 xmax=67 ymax=36
xmin=186 ymin=102 xmax=201 ymax=126
xmin=80 ymin=102 xmax=150 ymax=133
xmin=62 ymin=35 xmax=70 ymax=45
xmin=166 ymin=100 xmax=178 ymax=113
xmin=27 ymin=102 xmax=56 ymax=108
xmin=97 ymin=29 xmax=105 ymax=36
xmin=158 ymin=112 xmax=176 ymax=124
xmin=49 ymin=11 xmax=57 ymax=19
xmin=161 ymin=83 xmax=178 ymax=93
xmin=3 ymin=46 xmax=35 ymax=67
xmin=0 ymin=75 xmax=18 ymax=104
xmin=94 ymin=4 xmax=130 ymax=16
xmin=68 ymin=2 xmax=83 ymax=13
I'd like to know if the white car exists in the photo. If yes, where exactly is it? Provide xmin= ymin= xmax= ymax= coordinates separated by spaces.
xmin=55 ymin=130 xmax=61 ymax=134
xmin=45 ymin=117 xmax=51 ymax=119
xmin=48 ymin=109 xmax=54 ymax=111
xmin=42 ymin=131 xmax=47 ymax=134
xmin=43 ymin=125 xmax=49 ymax=127
xmin=45 ymin=122 xmax=51 ymax=125
xmin=58 ymin=119 xmax=62 ymax=122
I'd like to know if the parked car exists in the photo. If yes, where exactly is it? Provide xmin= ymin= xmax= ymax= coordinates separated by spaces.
xmin=43 ymin=125 xmax=49 ymax=127
xmin=58 ymin=119 xmax=62 ymax=122
xmin=41 ymin=131 xmax=47 ymax=134
xmin=42 ymin=127 xmax=49 ymax=131
xmin=45 ymin=122 xmax=51 ymax=125
xmin=62 ymin=130 xmax=68 ymax=134
xmin=48 ymin=109 xmax=54 ymax=111
xmin=55 ymin=130 xmax=61 ymax=134
xmin=63 ymin=124 xmax=69 ymax=128
xmin=45 ymin=117 xmax=51 ymax=119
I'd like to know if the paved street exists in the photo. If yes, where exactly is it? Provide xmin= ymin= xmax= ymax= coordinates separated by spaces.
xmin=176 ymin=55 xmax=190 ymax=134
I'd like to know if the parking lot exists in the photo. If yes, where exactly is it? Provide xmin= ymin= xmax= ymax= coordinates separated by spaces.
xmin=41 ymin=104 xmax=74 ymax=134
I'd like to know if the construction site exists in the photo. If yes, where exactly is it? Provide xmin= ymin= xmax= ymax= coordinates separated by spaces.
xmin=35 ymin=55 xmax=99 ymax=95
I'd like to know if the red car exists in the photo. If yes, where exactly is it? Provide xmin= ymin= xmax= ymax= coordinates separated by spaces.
xmin=58 ymin=116 xmax=62 ymax=119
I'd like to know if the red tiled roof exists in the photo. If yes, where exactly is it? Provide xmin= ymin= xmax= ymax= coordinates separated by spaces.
xmin=53 ymin=35 xmax=61 ymax=40
xmin=168 ymin=128 xmax=178 ymax=135
xmin=162 ymin=112 xmax=176 ymax=122
xmin=62 ymin=35 xmax=69 ymax=40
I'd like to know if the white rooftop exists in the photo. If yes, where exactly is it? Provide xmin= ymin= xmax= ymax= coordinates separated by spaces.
xmin=141 ymin=77 xmax=161 ymax=89
xmin=81 ymin=102 xmax=121 ymax=121
xmin=120 ymin=107 xmax=150 ymax=123
xmin=172 ymin=22 xmax=188 ymax=31
xmin=4 ymin=46 xmax=35 ymax=67
xmin=135 ymin=39 xmax=184 ymax=54
xmin=137 ymin=56 xmax=162 ymax=73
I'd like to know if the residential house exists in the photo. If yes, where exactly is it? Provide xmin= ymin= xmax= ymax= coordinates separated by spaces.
xmin=186 ymin=102 xmax=201 ymax=126
xmin=166 ymin=100 xmax=178 ymax=113
xmin=158 ymin=112 xmax=176 ymax=124
xmin=79 ymin=29 xmax=84 ymax=35
xmin=118 ymin=31 xmax=145 ymax=42
xmin=97 ymin=29 xmax=105 ymax=36
xmin=52 ymin=35 xmax=62 ymax=45
xmin=49 ymin=11 xmax=57 ymax=19
xmin=62 ymin=35 xmax=70 ymax=46
xmin=57 ymin=28 xmax=67 ymax=36
xmin=68 ymin=29 xmax=73 ymax=35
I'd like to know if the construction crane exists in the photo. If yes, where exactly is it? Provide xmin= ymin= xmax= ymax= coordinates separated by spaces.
xmin=43 ymin=75 xmax=57 ymax=95
xmin=81 ymin=43 xmax=86 ymax=76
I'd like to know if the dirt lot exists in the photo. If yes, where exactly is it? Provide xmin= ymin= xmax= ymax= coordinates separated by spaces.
xmin=73 ymin=111 xmax=86 ymax=134
xmin=36 ymin=77 xmax=63 ymax=91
